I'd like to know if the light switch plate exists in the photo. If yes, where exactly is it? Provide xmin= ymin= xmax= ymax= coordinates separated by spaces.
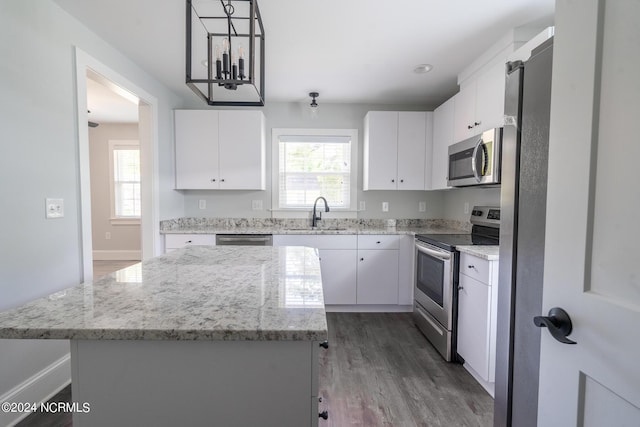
xmin=382 ymin=202 xmax=389 ymax=212
xmin=359 ymin=201 xmax=366 ymax=211
xmin=419 ymin=202 xmax=426 ymax=212
xmin=252 ymin=200 xmax=263 ymax=210
xmin=46 ymin=198 xmax=64 ymax=219
xmin=199 ymin=199 xmax=206 ymax=209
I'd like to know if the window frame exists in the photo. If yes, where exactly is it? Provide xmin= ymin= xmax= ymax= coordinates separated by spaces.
xmin=108 ymin=139 xmax=141 ymax=225
xmin=271 ymin=128 xmax=358 ymax=218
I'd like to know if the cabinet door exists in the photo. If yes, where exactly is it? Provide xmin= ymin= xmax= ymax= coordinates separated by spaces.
xmin=218 ymin=111 xmax=265 ymax=190
xmin=452 ymin=83 xmax=477 ymax=143
xmin=174 ymin=110 xmax=220 ymax=189
xmin=431 ymin=97 xmax=455 ymax=190
xmin=363 ymin=111 xmax=398 ymax=190
xmin=457 ymin=273 xmax=491 ymax=381
xmin=475 ymin=60 xmax=506 ymax=133
xmin=356 ymin=249 xmax=399 ymax=304
xmin=319 ymin=249 xmax=357 ymax=304
xmin=397 ymin=112 xmax=426 ymax=190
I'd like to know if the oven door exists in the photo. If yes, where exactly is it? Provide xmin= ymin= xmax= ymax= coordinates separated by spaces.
xmin=414 ymin=241 xmax=454 ymax=329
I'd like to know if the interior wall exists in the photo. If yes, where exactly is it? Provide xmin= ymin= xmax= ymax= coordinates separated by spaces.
xmin=0 ymin=0 xmax=184 ymax=403
xmin=178 ymin=101 xmax=446 ymax=220
xmin=89 ymin=123 xmax=141 ymax=256
xmin=439 ymin=187 xmax=502 ymax=222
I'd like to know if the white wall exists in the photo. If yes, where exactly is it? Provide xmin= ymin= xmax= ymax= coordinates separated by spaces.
xmin=179 ymin=101 xmax=446 ymax=219
xmin=0 ymin=0 xmax=184 ymax=409
xmin=89 ymin=123 xmax=142 ymax=256
xmin=440 ymin=187 xmax=502 ymax=222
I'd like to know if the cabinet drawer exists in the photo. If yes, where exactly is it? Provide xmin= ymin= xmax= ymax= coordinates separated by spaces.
xmin=165 ymin=234 xmax=215 ymax=249
xmin=459 ymin=252 xmax=490 ymax=284
xmin=357 ymin=234 xmax=400 ymax=250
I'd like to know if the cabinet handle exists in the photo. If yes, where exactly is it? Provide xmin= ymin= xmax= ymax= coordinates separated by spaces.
xmin=376 ymin=241 xmax=381 ymax=244
xmin=467 ymin=124 xmax=474 ymax=130
xmin=458 ymin=286 xmax=464 ymax=290
xmin=319 ymin=411 xmax=329 ymax=420
xmin=391 ymin=179 xmax=395 ymax=183
xmin=360 ymin=257 xmax=364 ymax=261
xmin=400 ymin=179 xmax=404 ymax=183
xmin=211 ymin=178 xmax=216 ymax=182
xmin=221 ymin=179 xmax=225 ymax=182
xmin=468 ymin=265 xmax=476 ymax=269
xmin=186 ymin=240 xmax=192 ymax=243
xmin=319 ymin=341 xmax=329 ymax=349
xmin=474 ymin=121 xmax=481 ymax=127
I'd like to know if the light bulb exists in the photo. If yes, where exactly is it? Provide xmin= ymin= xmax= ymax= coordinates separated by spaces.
xmin=222 ymin=38 xmax=229 ymax=53
xmin=238 ymin=45 xmax=244 ymax=59
xmin=215 ymin=45 xmax=221 ymax=60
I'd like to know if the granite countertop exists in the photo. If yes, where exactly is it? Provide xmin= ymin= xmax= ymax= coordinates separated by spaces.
xmin=160 ymin=217 xmax=472 ymax=237
xmin=456 ymin=245 xmax=500 ymax=261
xmin=0 ymin=246 xmax=328 ymax=342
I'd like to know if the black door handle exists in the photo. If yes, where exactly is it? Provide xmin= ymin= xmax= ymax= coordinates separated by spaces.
xmin=534 ymin=307 xmax=577 ymax=344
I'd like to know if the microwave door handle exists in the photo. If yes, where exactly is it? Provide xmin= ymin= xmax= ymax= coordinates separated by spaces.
xmin=480 ymin=142 xmax=489 ymax=176
xmin=416 ymin=244 xmax=451 ymax=260
xmin=471 ymin=139 xmax=484 ymax=183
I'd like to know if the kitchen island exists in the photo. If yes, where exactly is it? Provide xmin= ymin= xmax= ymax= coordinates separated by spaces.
xmin=0 ymin=246 xmax=328 ymax=427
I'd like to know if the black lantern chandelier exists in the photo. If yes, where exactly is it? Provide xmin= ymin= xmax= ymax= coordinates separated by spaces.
xmin=186 ymin=0 xmax=265 ymax=106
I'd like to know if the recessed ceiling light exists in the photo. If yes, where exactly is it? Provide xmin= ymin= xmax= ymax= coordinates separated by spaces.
xmin=413 ymin=64 xmax=433 ymax=74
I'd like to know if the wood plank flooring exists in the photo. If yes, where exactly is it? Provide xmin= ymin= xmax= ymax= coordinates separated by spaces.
xmin=319 ymin=313 xmax=493 ymax=427
xmin=92 ymin=260 xmax=139 ymax=278
xmin=18 ymin=313 xmax=493 ymax=426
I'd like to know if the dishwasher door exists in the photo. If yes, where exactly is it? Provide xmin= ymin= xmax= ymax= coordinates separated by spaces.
xmin=215 ymin=234 xmax=273 ymax=246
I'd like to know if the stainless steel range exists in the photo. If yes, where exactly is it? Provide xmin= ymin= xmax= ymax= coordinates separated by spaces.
xmin=413 ymin=206 xmax=500 ymax=361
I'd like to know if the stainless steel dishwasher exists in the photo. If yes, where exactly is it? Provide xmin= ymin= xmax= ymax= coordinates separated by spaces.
xmin=215 ymin=234 xmax=273 ymax=246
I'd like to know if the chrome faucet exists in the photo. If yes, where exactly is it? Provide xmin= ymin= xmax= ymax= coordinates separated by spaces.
xmin=312 ymin=197 xmax=330 ymax=228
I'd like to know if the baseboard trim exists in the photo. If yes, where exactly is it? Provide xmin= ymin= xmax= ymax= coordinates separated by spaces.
xmin=93 ymin=250 xmax=141 ymax=261
xmin=325 ymin=304 xmax=413 ymax=313
xmin=0 ymin=353 xmax=71 ymax=427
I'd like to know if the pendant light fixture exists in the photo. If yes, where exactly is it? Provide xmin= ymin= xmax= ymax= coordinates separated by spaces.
xmin=186 ymin=0 xmax=265 ymax=106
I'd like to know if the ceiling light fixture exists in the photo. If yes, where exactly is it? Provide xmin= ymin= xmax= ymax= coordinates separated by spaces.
xmin=309 ymin=92 xmax=319 ymax=108
xmin=186 ymin=0 xmax=265 ymax=106
xmin=413 ymin=64 xmax=434 ymax=74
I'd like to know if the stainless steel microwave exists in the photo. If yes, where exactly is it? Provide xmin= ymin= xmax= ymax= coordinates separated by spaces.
xmin=447 ymin=128 xmax=502 ymax=187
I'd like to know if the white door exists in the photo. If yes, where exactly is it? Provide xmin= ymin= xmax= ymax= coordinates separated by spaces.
xmin=537 ymin=1 xmax=640 ymax=425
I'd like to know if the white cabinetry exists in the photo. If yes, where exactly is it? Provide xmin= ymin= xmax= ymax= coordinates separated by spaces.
xmin=174 ymin=110 xmax=265 ymax=190
xmin=431 ymin=97 xmax=455 ymax=190
xmin=272 ymin=235 xmax=357 ymax=305
xmin=356 ymin=235 xmax=399 ymax=304
xmin=456 ymin=252 xmax=498 ymax=396
xmin=453 ymin=61 xmax=506 ymax=143
xmin=164 ymin=234 xmax=216 ymax=253
xmin=363 ymin=111 xmax=431 ymax=190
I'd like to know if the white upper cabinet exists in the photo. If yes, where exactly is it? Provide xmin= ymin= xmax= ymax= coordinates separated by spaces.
xmin=453 ymin=61 xmax=506 ymax=143
xmin=430 ymin=97 xmax=455 ymax=190
xmin=174 ymin=110 xmax=265 ymax=190
xmin=218 ymin=110 xmax=265 ymax=190
xmin=363 ymin=111 xmax=430 ymax=191
xmin=175 ymin=110 xmax=220 ymax=189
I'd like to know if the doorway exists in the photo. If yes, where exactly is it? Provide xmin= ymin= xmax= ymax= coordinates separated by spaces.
xmin=75 ymin=48 xmax=160 ymax=283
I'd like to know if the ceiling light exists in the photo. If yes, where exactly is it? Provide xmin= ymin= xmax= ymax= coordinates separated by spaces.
xmin=186 ymin=0 xmax=265 ymax=106
xmin=309 ymin=92 xmax=319 ymax=118
xmin=413 ymin=64 xmax=433 ymax=74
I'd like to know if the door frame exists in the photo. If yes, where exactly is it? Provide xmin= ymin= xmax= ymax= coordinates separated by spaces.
xmin=74 ymin=47 xmax=160 ymax=282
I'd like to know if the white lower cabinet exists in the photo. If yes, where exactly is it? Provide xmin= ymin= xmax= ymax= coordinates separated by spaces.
xmin=273 ymin=234 xmax=405 ymax=308
xmin=318 ymin=249 xmax=358 ymax=304
xmin=356 ymin=249 xmax=399 ymax=304
xmin=456 ymin=252 xmax=498 ymax=396
xmin=164 ymin=234 xmax=216 ymax=253
xmin=356 ymin=235 xmax=400 ymax=304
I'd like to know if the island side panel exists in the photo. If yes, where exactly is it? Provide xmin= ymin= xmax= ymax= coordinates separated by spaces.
xmin=71 ymin=339 xmax=317 ymax=427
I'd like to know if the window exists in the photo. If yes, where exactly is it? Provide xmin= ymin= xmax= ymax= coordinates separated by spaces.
xmin=109 ymin=140 xmax=140 ymax=224
xmin=272 ymin=129 xmax=358 ymax=216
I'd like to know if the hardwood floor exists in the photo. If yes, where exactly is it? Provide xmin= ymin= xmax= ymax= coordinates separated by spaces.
xmin=319 ymin=313 xmax=493 ymax=427
xmin=18 ymin=313 xmax=493 ymax=426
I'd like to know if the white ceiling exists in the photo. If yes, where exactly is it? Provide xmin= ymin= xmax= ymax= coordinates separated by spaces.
xmin=57 ymin=0 xmax=554 ymax=111
xmin=86 ymin=75 xmax=139 ymax=125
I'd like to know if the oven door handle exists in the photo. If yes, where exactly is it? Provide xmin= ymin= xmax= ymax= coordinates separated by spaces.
xmin=416 ymin=244 xmax=451 ymax=260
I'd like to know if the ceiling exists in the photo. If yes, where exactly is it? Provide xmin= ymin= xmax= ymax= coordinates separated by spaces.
xmin=87 ymin=74 xmax=139 ymax=125
xmin=57 ymin=0 xmax=554 ymax=113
